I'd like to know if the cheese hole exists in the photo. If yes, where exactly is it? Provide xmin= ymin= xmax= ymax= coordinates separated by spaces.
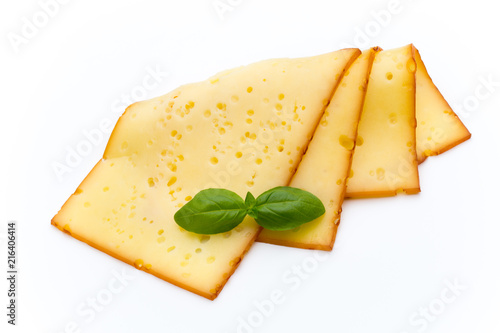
xmin=275 ymin=103 xmax=282 ymax=111
xmin=247 ymin=109 xmax=254 ymax=116
xmin=231 ymin=95 xmax=239 ymax=102
xmin=407 ymin=58 xmax=416 ymax=73
xmin=336 ymin=179 xmax=342 ymax=185
xmin=171 ymin=130 xmax=177 ymax=137
xmin=247 ymin=87 xmax=253 ymax=93
xmin=147 ymin=140 xmax=153 ymax=146
xmin=200 ymin=235 xmax=210 ymax=243
xmin=339 ymin=135 xmax=355 ymax=150
xmin=357 ymin=136 xmax=364 ymax=146
xmin=186 ymin=125 xmax=193 ymax=132
xmin=348 ymin=169 xmax=354 ymax=179
xmin=235 ymin=152 xmax=242 ymax=158
xmin=84 ymin=202 xmax=91 ymax=208
xmin=246 ymin=180 xmax=254 ymax=187
xmin=121 ymin=141 xmax=128 ymax=150
xmin=397 ymin=63 xmax=404 ymax=70
xmin=75 ymin=189 xmax=83 ymax=195
xmin=148 ymin=178 xmax=155 ymax=187
xmin=219 ymin=127 xmax=226 ymax=134
xmin=389 ymin=113 xmax=398 ymax=124
xmin=158 ymin=229 xmax=164 ymax=235
xmin=167 ymin=246 xmax=176 ymax=252
xmin=386 ymin=72 xmax=393 ymax=80
xmin=195 ymin=248 xmax=202 ymax=254
xmin=216 ymin=102 xmax=226 ymax=110
xmin=376 ymin=168 xmax=385 ymax=181
xmin=278 ymin=93 xmax=285 ymax=100
xmin=185 ymin=196 xmax=192 ymax=201
xmin=207 ymin=256 xmax=216 ymax=264
xmin=157 ymin=236 xmax=166 ymax=243
xmin=185 ymin=253 xmax=192 ymax=260
xmin=255 ymin=158 xmax=262 ymax=165
xmin=301 ymin=106 xmax=306 ymax=110
xmin=278 ymin=146 xmax=284 ymax=152
xmin=161 ymin=150 xmax=167 ymax=156
xmin=210 ymin=157 xmax=218 ymax=165
xmin=223 ymin=231 xmax=232 ymax=238
xmin=246 ymin=118 xmax=252 ymax=124
xmin=176 ymin=134 xmax=182 ymax=140
xmin=180 ymin=262 xmax=188 ymax=267
xmin=167 ymin=177 xmax=177 ymax=186
xmin=103 ymin=187 xmax=109 ymax=192
xmin=134 ymin=259 xmax=144 ymax=269
xmin=204 ymin=110 xmax=211 ymax=117
xmin=167 ymin=163 xmax=177 ymax=172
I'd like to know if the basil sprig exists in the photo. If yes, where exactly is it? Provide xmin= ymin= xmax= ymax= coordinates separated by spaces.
xmin=174 ymin=186 xmax=325 ymax=234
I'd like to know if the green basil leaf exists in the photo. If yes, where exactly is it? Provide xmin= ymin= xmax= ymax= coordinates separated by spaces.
xmin=252 ymin=186 xmax=325 ymax=231
xmin=245 ymin=192 xmax=257 ymax=219
xmin=174 ymin=188 xmax=247 ymax=234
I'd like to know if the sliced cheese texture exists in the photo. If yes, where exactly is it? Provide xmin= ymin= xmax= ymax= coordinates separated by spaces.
xmin=346 ymin=44 xmax=420 ymax=197
xmin=52 ymin=49 xmax=360 ymax=300
xmin=257 ymin=48 xmax=378 ymax=250
xmin=414 ymin=46 xmax=471 ymax=163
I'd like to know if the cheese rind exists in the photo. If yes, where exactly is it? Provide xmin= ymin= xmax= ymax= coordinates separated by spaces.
xmin=346 ymin=44 xmax=420 ymax=197
xmin=52 ymin=49 xmax=360 ymax=300
xmin=257 ymin=48 xmax=378 ymax=250
xmin=414 ymin=46 xmax=471 ymax=163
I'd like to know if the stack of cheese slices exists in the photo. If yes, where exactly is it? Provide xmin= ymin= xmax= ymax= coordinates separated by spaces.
xmin=52 ymin=44 xmax=471 ymax=300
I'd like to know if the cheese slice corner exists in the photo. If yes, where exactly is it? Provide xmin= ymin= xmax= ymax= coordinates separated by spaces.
xmin=52 ymin=48 xmax=360 ymax=300
xmin=414 ymin=46 xmax=471 ymax=163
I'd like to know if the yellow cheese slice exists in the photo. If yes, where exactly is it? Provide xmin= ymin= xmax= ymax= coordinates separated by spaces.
xmin=52 ymin=49 xmax=360 ymax=300
xmin=345 ymin=44 xmax=420 ymax=197
xmin=257 ymin=47 xmax=378 ymax=250
xmin=414 ymin=46 xmax=471 ymax=163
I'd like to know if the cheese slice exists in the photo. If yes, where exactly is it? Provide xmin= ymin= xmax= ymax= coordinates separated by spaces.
xmin=52 ymin=49 xmax=360 ymax=300
xmin=345 ymin=44 xmax=420 ymax=197
xmin=414 ymin=46 xmax=471 ymax=163
xmin=257 ymin=48 xmax=378 ymax=250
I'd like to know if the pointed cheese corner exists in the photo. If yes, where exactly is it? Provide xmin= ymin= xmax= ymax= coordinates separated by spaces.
xmin=346 ymin=44 xmax=420 ymax=198
xmin=257 ymin=47 xmax=378 ymax=250
xmin=51 ymin=48 xmax=360 ymax=300
xmin=414 ymin=46 xmax=471 ymax=163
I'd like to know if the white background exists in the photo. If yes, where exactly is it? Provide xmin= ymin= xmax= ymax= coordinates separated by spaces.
xmin=1 ymin=0 xmax=499 ymax=332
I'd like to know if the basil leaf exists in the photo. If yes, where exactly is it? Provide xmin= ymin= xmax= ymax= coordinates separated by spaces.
xmin=174 ymin=188 xmax=247 ymax=234
xmin=252 ymin=186 xmax=325 ymax=231
xmin=245 ymin=192 xmax=257 ymax=219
